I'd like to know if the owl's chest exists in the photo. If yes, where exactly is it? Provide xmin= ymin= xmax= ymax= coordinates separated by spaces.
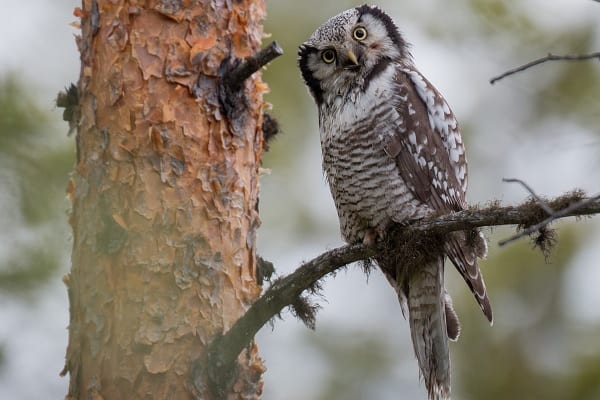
xmin=319 ymin=83 xmax=391 ymax=138
xmin=319 ymin=83 xmax=397 ymax=173
xmin=319 ymin=91 xmax=408 ymax=221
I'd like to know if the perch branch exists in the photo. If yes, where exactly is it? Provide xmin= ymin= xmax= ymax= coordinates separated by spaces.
xmin=203 ymin=243 xmax=375 ymax=395
xmin=490 ymin=52 xmax=600 ymax=84
xmin=203 ymin=191 xmax=600 ymax=391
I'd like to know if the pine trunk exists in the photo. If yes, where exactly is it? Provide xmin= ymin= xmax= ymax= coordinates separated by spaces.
xmin=63 ymin=1 xmax=267 ymax=398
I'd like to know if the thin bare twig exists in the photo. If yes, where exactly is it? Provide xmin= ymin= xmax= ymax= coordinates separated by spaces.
xmin=490 ymin=52 xmax=600 ymax=84
xmin=499 ymin=193 xmax=600 ymax=246
xmin=503 ymin=178 xmax=554 ymax=215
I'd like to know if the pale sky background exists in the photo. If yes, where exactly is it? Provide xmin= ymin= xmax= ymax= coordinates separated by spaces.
xmin=0 ymin=1 xmax=598 ymax=399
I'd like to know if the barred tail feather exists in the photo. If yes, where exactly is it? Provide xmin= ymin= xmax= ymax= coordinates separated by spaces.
xmin=446 ymin=229 xmax=493 ymax=323
xmin=444 ymin=289 xmax=460 ymax=341
xmin=407 ymin=257 xmax=451 ymax=400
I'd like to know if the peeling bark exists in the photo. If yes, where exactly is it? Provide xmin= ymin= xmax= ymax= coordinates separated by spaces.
xmin=63 ymin=1 xmax=267 ymax=398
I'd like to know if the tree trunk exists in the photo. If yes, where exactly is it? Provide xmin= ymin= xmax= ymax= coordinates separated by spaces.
xmin=63 ymin=1 xmax=267 ymax=398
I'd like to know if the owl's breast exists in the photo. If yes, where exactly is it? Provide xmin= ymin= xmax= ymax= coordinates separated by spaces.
xmin=320 ymin=97 xmax=422 ymax=236
xmin=319 ymin=64 xmax=398 ymax=141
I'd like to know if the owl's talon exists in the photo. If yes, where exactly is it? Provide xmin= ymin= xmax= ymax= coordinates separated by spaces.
xmin=363 ymin=230 xmax=378 ymax=247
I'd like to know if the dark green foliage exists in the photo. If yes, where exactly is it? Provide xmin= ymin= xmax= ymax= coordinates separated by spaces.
xmin=454 ymin=226 xmax=600 ymax=400
xmin=0 ymin=77 xmax=74 ymax=224
xmin=303 ymin=327 xmax=397 ymax=400
xmin=0 ymin=76 xmax=74 ymax=293
xmin=0 ymin=248 xmax=60 ymax=292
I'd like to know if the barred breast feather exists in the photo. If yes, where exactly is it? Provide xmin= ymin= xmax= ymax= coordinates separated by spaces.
xmin=320 ymin=62 xmax=425 ymax=243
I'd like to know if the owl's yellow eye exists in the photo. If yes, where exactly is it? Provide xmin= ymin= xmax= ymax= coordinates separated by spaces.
xmin=353 ymin=27 xmax=368 ymax=41
xmin=321 ymin=49 xmax=336 ymax=64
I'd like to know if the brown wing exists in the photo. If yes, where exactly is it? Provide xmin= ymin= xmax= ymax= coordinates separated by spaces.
xmin=386 ymin=68 xmax=467 ymax=211
xmin=385 ymin=67 xmax=492 ymax=322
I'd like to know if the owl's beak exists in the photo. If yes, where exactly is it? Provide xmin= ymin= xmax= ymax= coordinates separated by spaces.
xmin=346 ymin=50 xmax=359 ymax=66
xmin=342 ymin=49 xmax=360 ymax=70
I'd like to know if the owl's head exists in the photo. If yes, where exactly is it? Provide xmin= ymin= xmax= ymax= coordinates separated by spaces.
xmin=298 ymin=5 xmax=410 ymax=105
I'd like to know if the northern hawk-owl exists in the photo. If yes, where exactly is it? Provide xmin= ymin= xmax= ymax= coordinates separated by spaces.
xmin=298 ymin=5 xmax=491 ymax=399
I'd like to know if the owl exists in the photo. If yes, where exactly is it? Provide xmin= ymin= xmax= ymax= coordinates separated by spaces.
xmin=298 ymin=5 xmax=491 ymax=400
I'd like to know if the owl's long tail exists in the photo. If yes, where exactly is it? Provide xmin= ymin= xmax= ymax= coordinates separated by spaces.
xmin=406 ymin=257 xmax=452 ymax=400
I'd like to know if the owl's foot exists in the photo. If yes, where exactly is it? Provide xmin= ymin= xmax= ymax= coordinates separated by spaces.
xmin=363 ymin=229 xmax=378 ymax=247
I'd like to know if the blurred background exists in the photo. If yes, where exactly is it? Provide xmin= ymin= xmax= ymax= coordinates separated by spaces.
xmin=1 ymin=0 xmax=599 ymax=399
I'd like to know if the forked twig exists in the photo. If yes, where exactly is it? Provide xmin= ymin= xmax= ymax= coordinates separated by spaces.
xmin=499 ymin=193 xmax=600 ymax=246
xmin=490 ymin=52 xmax=600 ymax=84
xmin=503 ymin=178 xmax=554 ymax=215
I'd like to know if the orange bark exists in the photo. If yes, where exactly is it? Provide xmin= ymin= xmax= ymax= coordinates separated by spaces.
xmin=63 ymin=1 xmax=267 ymax=398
